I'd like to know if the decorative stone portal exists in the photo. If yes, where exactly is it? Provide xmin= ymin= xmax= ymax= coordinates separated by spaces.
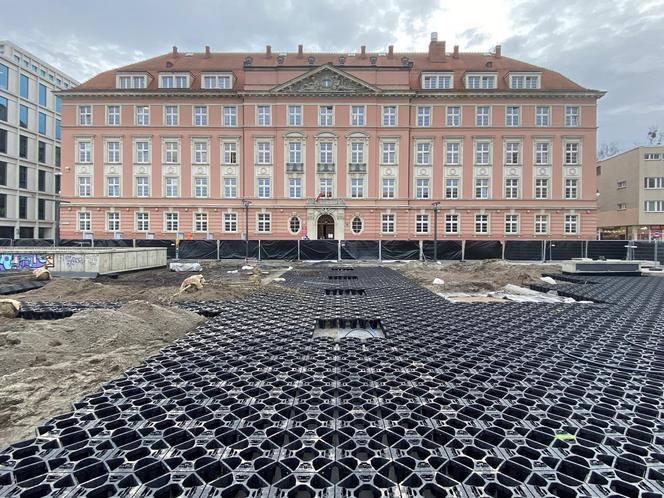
xmin=317 ymin=214 xmax=335 ymax=240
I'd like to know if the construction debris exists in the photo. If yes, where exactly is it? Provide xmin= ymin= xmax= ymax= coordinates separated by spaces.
xmin=32 ymin=268 xmax=51 ymax=281
xmin=0 ymin=299 xmax=21 ymax=318
xmin=169 ymin=262 xmax=202 ymax=272
xmin=432 ymin=277 xmax=445 ymax=285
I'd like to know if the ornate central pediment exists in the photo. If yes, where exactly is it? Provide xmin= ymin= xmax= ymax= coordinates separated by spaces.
xmin=272 ymin=64 xmax=380 ymax=95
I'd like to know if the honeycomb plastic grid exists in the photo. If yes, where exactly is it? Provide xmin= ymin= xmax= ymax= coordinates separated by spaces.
xmin=1 ymin=268 xmax=664 ymax=497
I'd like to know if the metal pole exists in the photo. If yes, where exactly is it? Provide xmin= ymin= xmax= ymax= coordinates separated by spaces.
xmin=244 ymin=201 xmax=249 ymax=261
xmin=54 ymin=199 xmax=60 ymax=246
xmin=432 ymin=201 xmax=440 ymax=261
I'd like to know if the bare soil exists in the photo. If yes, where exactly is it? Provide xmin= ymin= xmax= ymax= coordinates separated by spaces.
xmin=4 ymin=261 xmax=291 ymax=304
xmin=398 ymin=260 xmax=561 ymax=293
xmin=0 ymin=301 xmax=205 ymax=448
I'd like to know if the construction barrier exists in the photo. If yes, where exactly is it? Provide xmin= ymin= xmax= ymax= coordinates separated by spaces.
xmin=0 ymin=238 xmax=658 ymax=262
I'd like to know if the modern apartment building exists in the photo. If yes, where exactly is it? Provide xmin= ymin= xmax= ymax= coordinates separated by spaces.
xmin=597 ymin=146 xmax=664 ymax=240
xmin=59 ymin=35 xmax=603 ymax=240
xmin=0 ymin=41 xmax=78 ymax=239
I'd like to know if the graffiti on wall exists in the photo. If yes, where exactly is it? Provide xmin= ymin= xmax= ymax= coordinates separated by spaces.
xmin=0 ymin=254 xmax=54 ymax=271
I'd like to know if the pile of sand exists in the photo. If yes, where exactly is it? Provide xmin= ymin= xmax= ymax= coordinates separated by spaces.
xmin=0 ymin=301 xmax=205 ymax=448
xmin=400 ymin=260 xmax=561 ymax=293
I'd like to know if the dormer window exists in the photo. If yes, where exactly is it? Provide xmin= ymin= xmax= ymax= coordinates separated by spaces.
xmin=202 ymin=73 xmax=233 ymax=89
xmin=509 ymin=73 xmax=540 ymax=89
xmin=422 ymin=72 xmax=453 ymax=89
xmin=466 ymin=74 xmax=496 ymax=89
xmin=117 ymin=74 xmax=147 ymax=89
xmin=159 ymin=73 xmax=189 ymax=89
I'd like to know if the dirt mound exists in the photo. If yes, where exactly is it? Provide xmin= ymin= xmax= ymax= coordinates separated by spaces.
xmin=0 ymin=301 xmax=204 ymax=448
xmin=400 ymin=260 xmax=561 ymax=293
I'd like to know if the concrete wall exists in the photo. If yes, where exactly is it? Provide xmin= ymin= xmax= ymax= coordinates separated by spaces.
xmin=0 ymin=247 xmax=166 ymax=274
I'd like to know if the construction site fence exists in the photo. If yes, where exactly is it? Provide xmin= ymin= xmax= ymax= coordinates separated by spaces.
xmin=0 ymin=238 xmax=661 ymax=263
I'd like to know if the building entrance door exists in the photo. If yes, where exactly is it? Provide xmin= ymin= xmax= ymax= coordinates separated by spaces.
xmin=317 ymin=214 xmax=335 ymax=239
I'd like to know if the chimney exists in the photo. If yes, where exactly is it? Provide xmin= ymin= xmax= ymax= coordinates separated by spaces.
xmin=453 ymin=45 xmax=459 ymax=58
xmin=172 ymin=46 xmax=178 ymax=57
xmin=266 ymin=45 xmax=272 ymax=57
xmin=428 ymin=33 xmax=446 ymax=62
xmin=494 ymin=45 xmax=502 ymax=58
xmin=297 ymin=44 xmax=303 ymax=58
xmin=204 ymin=46 xmax=211 ymax=58
xmin=388 ymin=45 xmax=394 ymax=58
xmin=360 ymin=45 xmax=366 ymax=58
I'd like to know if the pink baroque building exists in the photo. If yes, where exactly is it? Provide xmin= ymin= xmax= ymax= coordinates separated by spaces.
xmin=59 ymin=35 xmax=604 ymax=241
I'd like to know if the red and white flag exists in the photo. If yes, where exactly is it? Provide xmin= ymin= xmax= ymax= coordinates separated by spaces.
xmin=315 ymin=192 xmax=323 ymax=202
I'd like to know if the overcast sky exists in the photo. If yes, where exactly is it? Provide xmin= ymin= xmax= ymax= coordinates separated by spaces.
xmin=5 ymin=0 xmax=663 ymax=150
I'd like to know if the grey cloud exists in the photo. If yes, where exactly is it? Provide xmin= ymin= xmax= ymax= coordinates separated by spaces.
xmin=4 ymin=0 xmax=662 ymax=149
xmin=502 ymin=0 xmax=664 ymax=148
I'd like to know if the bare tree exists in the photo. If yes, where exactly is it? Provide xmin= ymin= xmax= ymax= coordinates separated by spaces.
xmin=648 ymin=125 xmax=663 ymax=145
xmin=597 ymin=141 xmax=621 ymax=160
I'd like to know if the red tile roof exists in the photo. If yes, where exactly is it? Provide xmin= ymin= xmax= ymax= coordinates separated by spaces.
xmin=71 ymin=48 xmax=593 ymax=93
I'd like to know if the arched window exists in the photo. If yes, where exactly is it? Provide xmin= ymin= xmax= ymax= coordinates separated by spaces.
xmin=289 ymin=216 xmax=301 ymax=234
xmin=351 ymin=216 xmax=363 ymax=234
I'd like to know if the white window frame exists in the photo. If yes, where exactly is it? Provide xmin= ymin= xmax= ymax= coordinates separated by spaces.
xmin=257 ymin=177 xmax=271 ymax=198
xmin=194 ymin=212 xmax=208 ymax=233
xmin=165 ymin=212 xmax=179 ymax=232
xmin=445 ymin=178 xmax=459 ymax=199
xmin=223 ymin=142 xmax=238 ymax=165
xmin=78 ymin=211 xmax=91 ymax=231
xmin=135 ymin=176 xmax=150 ymax=197
xmin=475 ymin=106 xmax=490 ymax=127
xmin=164 ymin=141 xmax=179 ymax=164
xmin=193 ymin=141 xmax=209 ymax=164
xmin=106 ymin=176 xmax=120 ymax=197
xmin=257 ymin=213 xmax=271 ymax=233
xmin=288 ymin=105 xmax=302 ymax=126
xmin=416 ymin=178 xmax=430 ymax=199
xmin=78 ymin=105 xmax=92 ymax=126
xmin=381 ymin=213 xmax=395 ymax=234
xmin=381 ymin=142 xmax=396 ymax=165
xmin=505 ymin=142 xmax=520 ymax=165
xmin=288 ymin=177 xmax=302 ymax=198
xmin=445 ymin=214 xmax=459 ymax=234
xmin=446 ymin=106 xmax=461 ymax=127
xmin=165 ymin=176 xmax=179 ymax=198
xmin=135 ymin=141 xmax=150 ymax=164
xmin=78 ymin=141 xmax=92 ymax=163
xmin=382 ymin=178 xmax=395 ymax=199
xmin=382 ymin=106 xmax=397 ymax=127
xmin=535 ymin=106 xmax=550 ymax=127
xmin=415 ymin=214 xmax=430 ymax=234
xmin=202 ymin=73 xmax=233 ymax=89
xmin=350 ymin=142 xmax=364 ymax=164
xmin=77 ymin=176 xmax=91 ymax=197
xmin=319 ymin=142 xmax=333 ymax=164
xmin=117 ymin=74 xmax=146 ymax=89
xmin=350 ymin=177 xmax=364 ymax=198
xmin=416 ymin=106 xmax=431 ymax=127
xmin=350 ymin=105 xmax=365 ymax=126
xmin=565 ymin=142 xmax=580 ymax=165
xmin=136 ymin=212 xmax=149 ymax=232
xmin=223 ymin=177 xmax=238 ymax=198
xmin=106 ymin=141 xmax=121 ymax=164
xmin=535 ymin=178 xmax=549 ymax=199
xmin=256 ymin=141 xmax=272 ymax=165
xmin=223 ymin=106 xmax=237 ymax=127
xmin=565 ymin=178 xmax=579 ymax=199
xmin=466 ymin=74 xmax=497 ymax=89
xmin=319 ymin=105 xmax=334 ymax=126
xmin=474 ymin=214 xmax=489 ymax=234
xmin=475 ymin=178 xmax=490 ymax=199
xmin=107 ymin=211 xmax=120 ymax=232
xmin=223 ymin=213 xmax=238 ymax=232
xmin=565 ymin=106 xmax=580 ymax=127
xmin=159 ymin=73 xmax=189 ymax=89
xmin=509 ymin=73 xmax=540 ymax=89
xmin=256 ymin=105 xmax=271 ymax=126
xmin=193 ymin=105 xmax=208 ymax=126
xmin=422 ymin=72 xmax=453 ymax=90
xmin=194 ymin=176 xmax=209 ymax=198
xmin=106 ymin=105 xmax=120 ymax=126
xmin=416 ymin=142 xmax=431 ymax=165
xmin=535 ymin=142 xmax=550 ymax=165
xmin=506 ymin=106 xmax=520 ymax=127
xmin=475 ymin=142 xmax=491 ymax=165
xmin=504 ymin=214 xmax=519 ymax=234
xmin=164 ymin=105 xmax=179 ymax=126
xmin=288 ymin=141 xmax=302 ymax=164
xmin=505 ymin=178 xmax=519 ymax=199
xmin=135 ymin=105 xmax=150 ymax=126
xmin=564 ymin=214 xmax=579 ymax=234
xmin=535 ymin=215 xmax=549 ymax=235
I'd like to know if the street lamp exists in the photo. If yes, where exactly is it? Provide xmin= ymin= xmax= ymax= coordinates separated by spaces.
xmin=242 ymin=199 xmax=252 ymax=261
xmin=432 ymin=201 xmax=440 ymax=261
